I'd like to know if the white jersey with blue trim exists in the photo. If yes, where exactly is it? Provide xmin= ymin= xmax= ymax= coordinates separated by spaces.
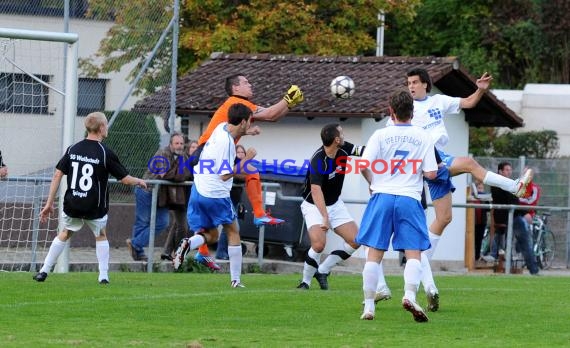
xmin=193 ymin=122 xmax=235 ymax=198
xmin=362 ymin=124 xmax=438 ymax=201
xmin=386 ymin=94 xmax=460 ymax=149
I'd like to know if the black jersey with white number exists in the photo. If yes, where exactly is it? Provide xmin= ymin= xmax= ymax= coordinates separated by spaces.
xmin=301 ymin=141 xmax=364 ymax=206
xmin=56 ymin=139 xmax=129 ymax=219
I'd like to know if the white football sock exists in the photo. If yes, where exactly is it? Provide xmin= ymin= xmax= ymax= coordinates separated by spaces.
xmin=96 ymin=240 xmax=110 ymax=282
xmin=423 ymin=231 xmax=440 ymax=261
xmin=302 ymin=248 xmax=321 ymax=285
xmin=375 ymin=260 xmax=388 ymax=292
xmin=318 ymin=242 xmax=355 ymax=274
xmin=362 ymin=261 xmax=379 ymax=314
xmin=40 ymin=237 xmax=67 ymax=274
xmin=483 ymin=171 xmax=517 ymax=192
xmin=403 ymin=258 xmax=421 ymax=302
xmin=420 ymin=252 xmax=436 ymax=292
xmin=228 ymin=245 xmax=242 ymax=283
xmin=189 ymin=234 xmax=206 ymax=250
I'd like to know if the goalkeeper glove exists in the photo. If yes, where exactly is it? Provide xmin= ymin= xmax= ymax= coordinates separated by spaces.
xmin=283 ymin=85 xmax=304 ymax=108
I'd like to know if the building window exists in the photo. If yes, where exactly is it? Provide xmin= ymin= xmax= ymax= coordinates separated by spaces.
xmin=181 ymin=116 xmax=189 ymax=136
xmin=0 ymin=0 xmax=89 ymax=18
xmin=77 ymin=78 xmax=106 ymax=116
xmin=0 ymin=73 xmax=50 ymax=114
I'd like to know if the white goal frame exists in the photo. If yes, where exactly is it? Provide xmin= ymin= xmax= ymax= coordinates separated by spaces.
xmin=0 ymin=27 xmax=78 ymax=273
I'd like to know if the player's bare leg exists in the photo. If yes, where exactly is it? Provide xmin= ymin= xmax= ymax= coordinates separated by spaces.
xmin=449 ymin=156 xmax=533 ymax=197
xmin=314 ymin=221 xmax=359 ymax=290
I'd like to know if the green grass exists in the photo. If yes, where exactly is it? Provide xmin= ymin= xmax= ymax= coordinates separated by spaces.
xmin=1 ymin=272 xmax=568 ymax=347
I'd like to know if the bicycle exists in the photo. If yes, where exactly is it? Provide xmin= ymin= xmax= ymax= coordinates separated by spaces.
xmin=531 ymin=212 xmax=556 ymax=269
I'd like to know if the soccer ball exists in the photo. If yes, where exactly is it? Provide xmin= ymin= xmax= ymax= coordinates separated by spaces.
xmin=330 ymin=76 xmax=355 ymax=99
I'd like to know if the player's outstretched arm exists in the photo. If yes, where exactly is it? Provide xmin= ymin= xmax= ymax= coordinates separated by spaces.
xmin=253 ymin=85 xmax=304 ymax=122
xmin=120 ymin=175 xmax=147 ymax=189
xmin=39 ymin=170 xmax=64 ymax=223
xmin=460 ymin=72 xmax=493 ymax=109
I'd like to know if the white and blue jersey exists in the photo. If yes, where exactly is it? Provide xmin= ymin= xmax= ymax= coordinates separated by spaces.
xmin=362 ymin=124 xmax=437 ymax=201
xmin=387 ymin=94 xmax=460 ymax=200
xmin=355 ymin=124 xmax=437 ymax=251
xmin=188 ymin=122 xmax=237 ymax=230
xmin=193 ymin=122 xmax=236 ymax=198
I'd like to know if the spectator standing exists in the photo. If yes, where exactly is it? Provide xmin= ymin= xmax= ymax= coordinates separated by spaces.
xmin=490 ymin=162 xmax=538 ymax=275
xmin=127 ymin=133 xmax=189 ymax=261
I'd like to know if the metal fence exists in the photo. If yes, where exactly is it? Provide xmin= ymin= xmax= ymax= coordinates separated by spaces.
xmin=475 ymin=156 xmax=570 ymax=268
xmin=0 ymin=0 xmax=179 ymax=203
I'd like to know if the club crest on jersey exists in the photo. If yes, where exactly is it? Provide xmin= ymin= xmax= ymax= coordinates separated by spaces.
xmin=427 ymin=108 xmax=443 ymax=120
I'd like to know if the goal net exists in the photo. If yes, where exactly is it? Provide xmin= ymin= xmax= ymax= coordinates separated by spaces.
xmin=0 ymin=28 xmax=78 ymax=272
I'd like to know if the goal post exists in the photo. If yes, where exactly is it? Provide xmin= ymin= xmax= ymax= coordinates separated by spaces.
xmin=0 ymin=27 xmax=78 ymax=272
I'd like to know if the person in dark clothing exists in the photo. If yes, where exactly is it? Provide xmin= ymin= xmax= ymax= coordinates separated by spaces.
xmin=490 ymin=162 xmax=538 ymax=275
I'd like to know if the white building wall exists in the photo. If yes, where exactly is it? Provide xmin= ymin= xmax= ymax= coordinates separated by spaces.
xmin=494 ymin=84 xmax=570 ymax=156
xmin=0 ymin=15 xmax=136 ymax=175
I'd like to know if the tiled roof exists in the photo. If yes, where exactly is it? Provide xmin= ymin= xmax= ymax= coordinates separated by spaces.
xmin=134 ymin=53 xmax=523 ymax=128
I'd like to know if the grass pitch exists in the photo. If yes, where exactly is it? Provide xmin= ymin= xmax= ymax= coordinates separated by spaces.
xmin=0 ymin=272 xmax=568 ymax=347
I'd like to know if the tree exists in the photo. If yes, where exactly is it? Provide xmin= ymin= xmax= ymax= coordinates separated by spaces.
xmin=80 ymin=0 xmax=173 ymax=95
xmin=81 ymin=0 xmax=421 ymax=83
xmin=540 ymin=0 xmax=570 ymax=83
xmin=178 ymin=0 xmax=420 ymax=74
xmin=469 ymin=129 xmax=559 ymax=159
xmin=493 ymin=130 xmax=559 ymax=159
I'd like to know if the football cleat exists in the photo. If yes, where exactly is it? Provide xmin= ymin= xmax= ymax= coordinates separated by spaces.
xmin=99 ymin=279 xmax=110 ymax=285
xmin=33 ymin=272 xmax=48 ymax=282
xmin=253 ymin=212 xmax=285 ymax=226
xmin=514 ymin=169 xmax=533 ymax=198
xmin=296 ymin=282 xmax=310 ymax=290
xmin=374 ymin=286 xmax=392 ymax=303
xmin=426 ymin=287 xmax=440 ymax=312
xmin=314 ymin=271 xmax=330 ymax=290
xmin=360 ymin=311 xmax=375 ymax=320
xmin=402 ymin=298 xmax=429 ymax=322
xmin=231 ymin=280 xmax=245 ymax=288
xmin=195 ymin=252 xmax=221 ymax=271
xmin=173 ymin=238 xmax=190 ymax=270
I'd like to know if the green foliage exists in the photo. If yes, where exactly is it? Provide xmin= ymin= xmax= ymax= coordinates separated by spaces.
xmin=493 ymin=130 xmax=559 ymax=158
xmin=470 ymin=129 xmax=559 ymax=158
xmin=102 ymin=111 xmax=160 ymax=178
xmin=82 ymin=0 xmax=422 ymax=90
xmin=540 ymin=0 xmax=570 ymax=83
xmin=2 ymin=272 xmax=570 ymax=346
xmin=386 ymin=0 xmax=569 ymax=87
xmin=81 ymin=0 xmax=173 ymax=95
xmin=171 ymin=0 xmax=419 ymax=74
xmin=468 ymin=127 xmax=499 ymax=156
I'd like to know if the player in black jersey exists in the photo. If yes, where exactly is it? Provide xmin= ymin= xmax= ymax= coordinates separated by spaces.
xmin=33 ymin=112 xmax=146 ymax=284
xmin=297 ymin=123 xmax=364 ymax=290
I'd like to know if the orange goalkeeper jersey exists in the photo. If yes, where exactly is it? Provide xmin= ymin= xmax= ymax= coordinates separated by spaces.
xmin=198 ymin=96 xmax=257 ymax=145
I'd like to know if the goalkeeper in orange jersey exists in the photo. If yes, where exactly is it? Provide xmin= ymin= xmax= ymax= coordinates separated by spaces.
xmin=184 ymin=74 xmax=304 ymax=271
